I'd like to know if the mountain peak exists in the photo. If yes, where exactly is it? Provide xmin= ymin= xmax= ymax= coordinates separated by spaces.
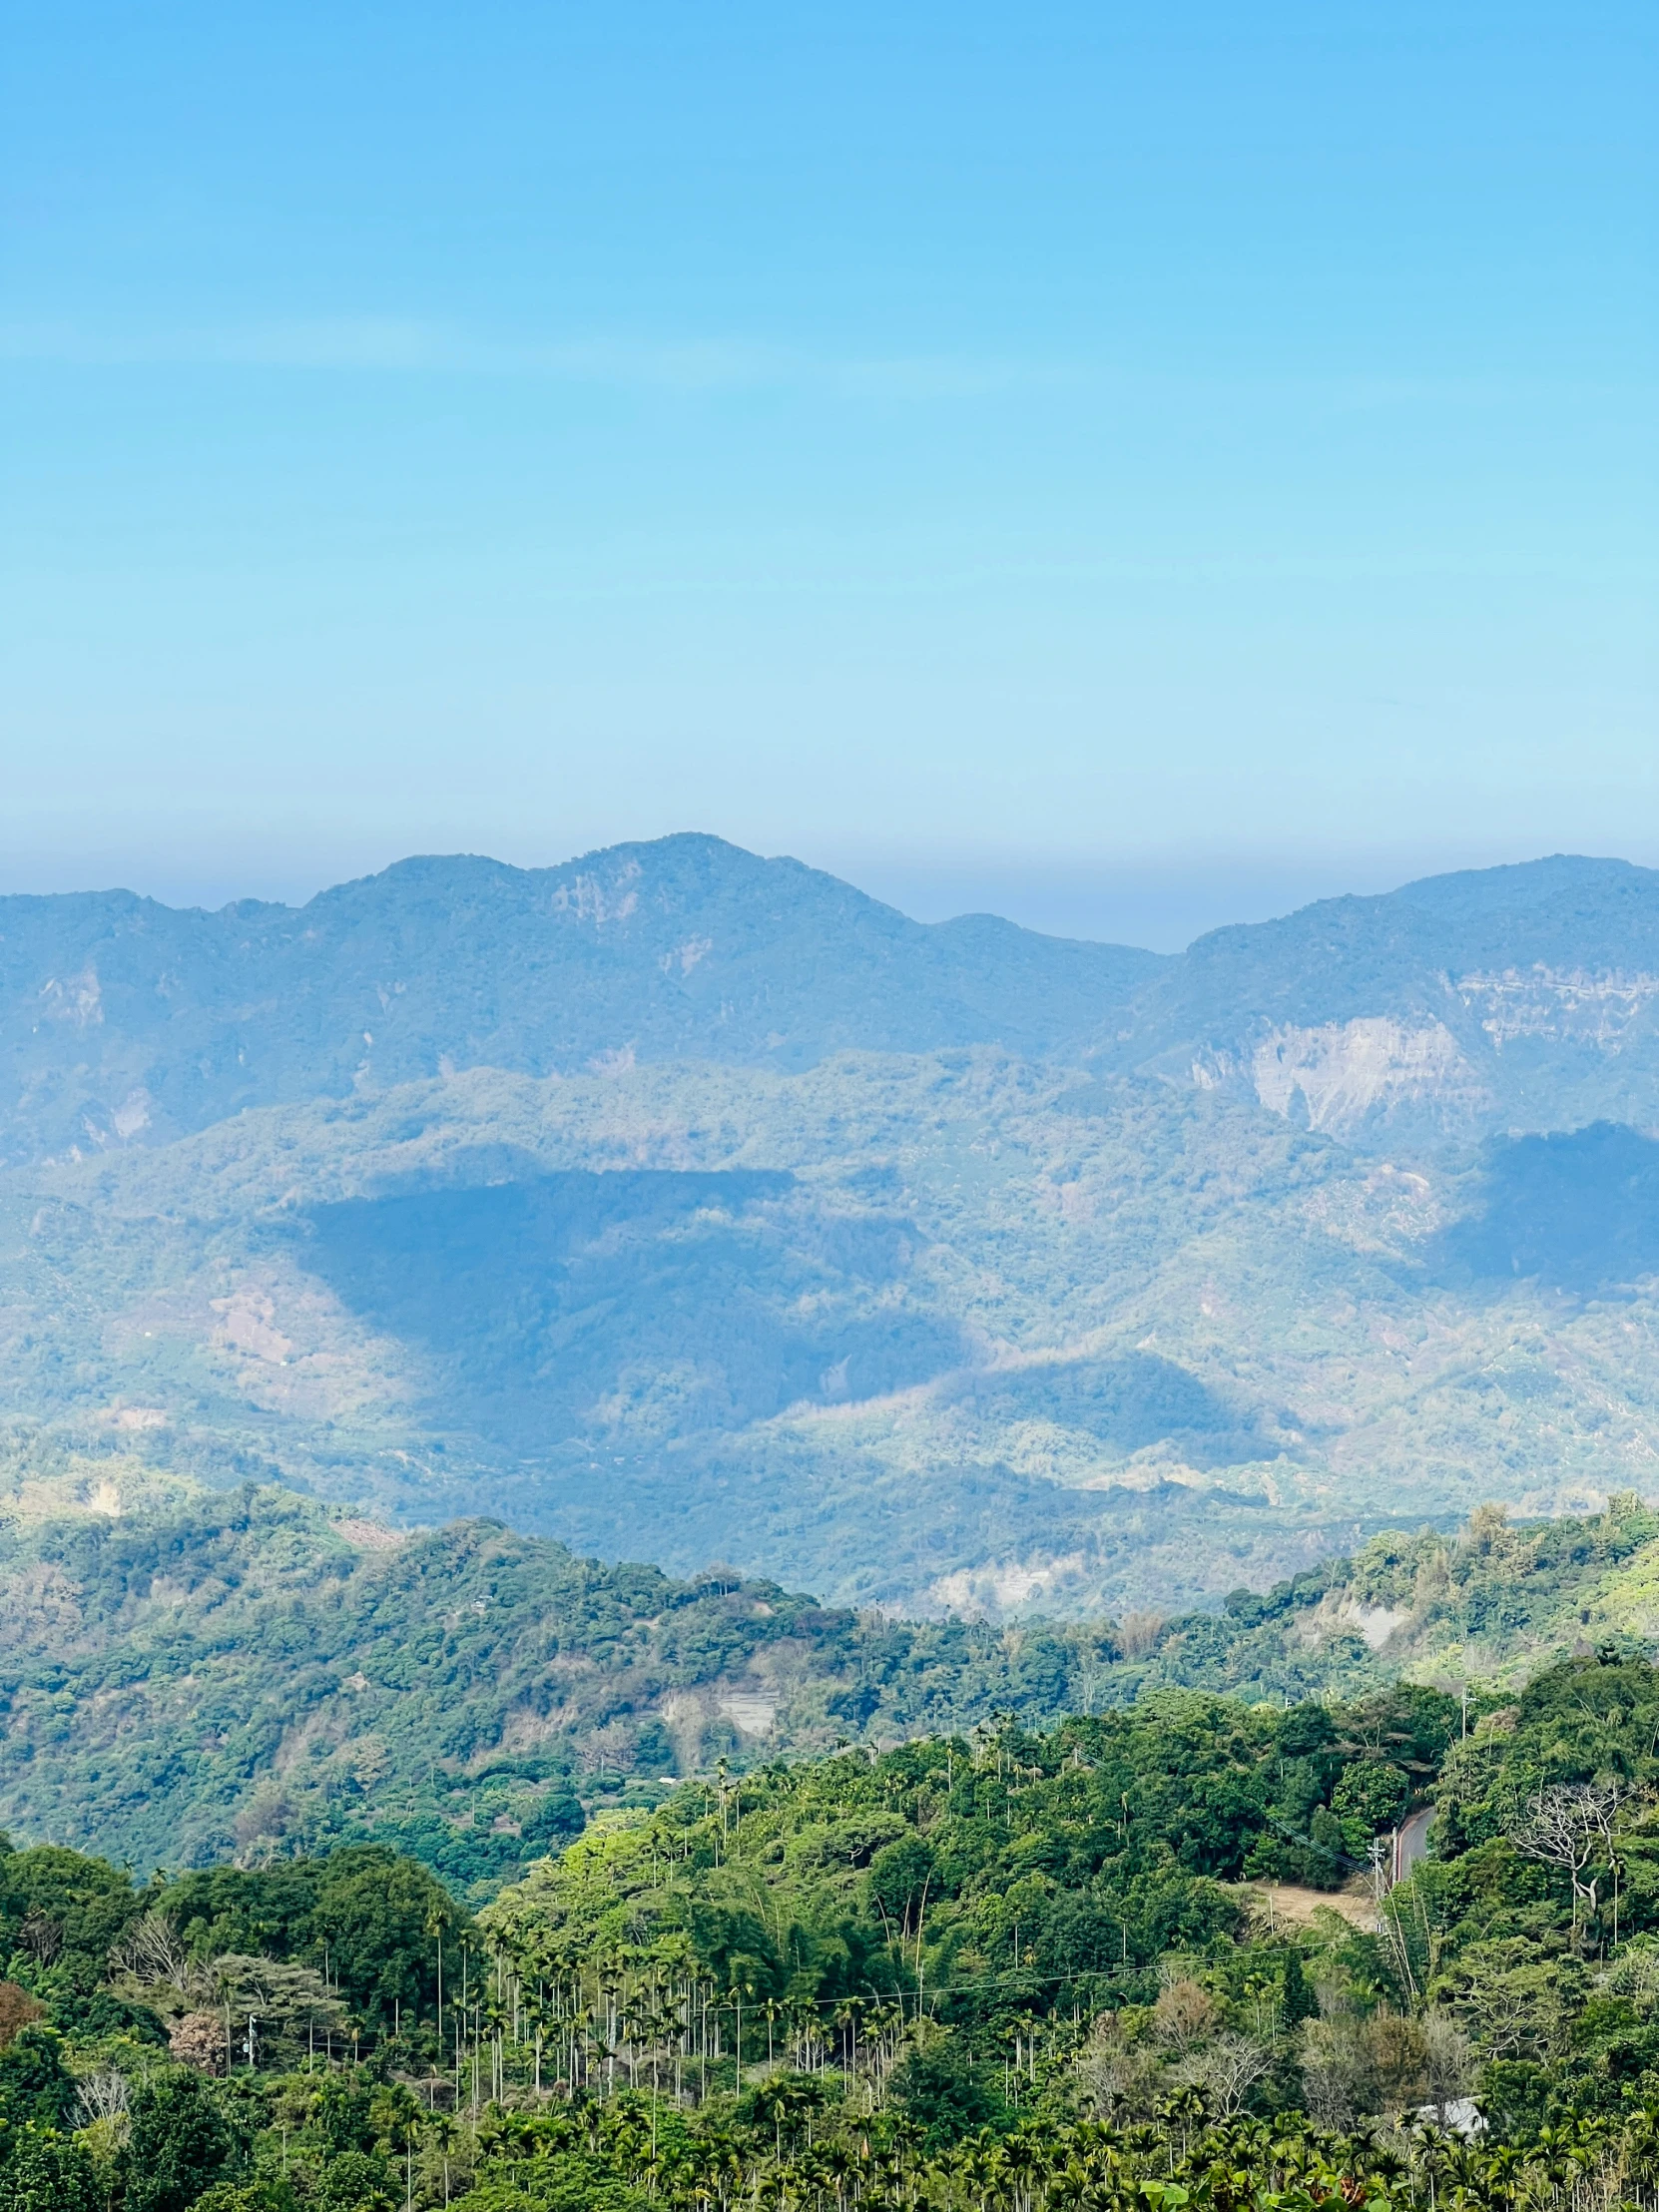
xmin=0 ymin=836 xmax=1153 ymax=1164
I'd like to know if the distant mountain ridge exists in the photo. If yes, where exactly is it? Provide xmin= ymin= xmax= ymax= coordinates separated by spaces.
xmin=0 ymin=835 xmax=1159 ymax=1165
xmin=8 ymin=837 xmax=1659 ymax=1168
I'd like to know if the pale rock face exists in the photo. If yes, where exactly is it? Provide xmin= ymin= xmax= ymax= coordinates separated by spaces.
xmin=109 ymin=1407 xmax=167 ymax=1432
xmin=1188 ymin=1054 xmax=1238 ymax=1091
xmin=40 ymin=966 xmax=104 ymax=1027
xmin=1250 ymin=1018 xmax=1489 ymax=1139
xmin=110 ymin=1089 xmax=152 ymax=1142
xmin=1294 ymin=1590 xmax=1410 ymax=1652
xmin=717 ymin=1692 xmax=778 ymax=1737
xmin=1351 ymin=1601 xmax=1410 ymax=1650
xmin=661 ymin=935 xmax=713 ymax=976
xmin=920 ymin=1551 xmax=1091 ymax=1618
xmin=1455 ymin=966 xmax=1659 ymax=1051
xmin=211 ymin=1291 xmax=293 ymax=1364
xmin=550 ymin=859 xmax=642 ymax=928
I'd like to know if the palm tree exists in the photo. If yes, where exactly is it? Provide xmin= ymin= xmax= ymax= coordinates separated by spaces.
xmin=426 ymin=1901 xmax=451 ymax=2048
xmin=377 ymin=2083 xmax=422 ymax=2212
xmin=480 ymin=1990 xmax=510 ymax=2104
xmin=727 ymin=1971 xmax=760 ymax=2094
xmin=516 ymin=1985 xmax=547 ymax=2095
xmin=425 ymin=2109 xmax=459 ymax=2209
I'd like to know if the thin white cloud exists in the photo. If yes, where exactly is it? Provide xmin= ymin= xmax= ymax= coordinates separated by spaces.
xmin=0 ymin=316 xmax=1083 ymax=397
xmin=2 ymin=320 xmax=1645 ymax=419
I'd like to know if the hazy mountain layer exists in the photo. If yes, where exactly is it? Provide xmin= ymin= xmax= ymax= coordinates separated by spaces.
xmin=1117 ymin=852 xmax=1659 ymax=1151
xmin=7 ymin=1047 xmax=1659 ymax=1612
xmin=0 ymin=835 xmax=1158 ymax=1165
xmin=8 ymin=839 xmax=1659 ymax=1609
xmin=11 ymin=840 xmax=1659 ymax=1169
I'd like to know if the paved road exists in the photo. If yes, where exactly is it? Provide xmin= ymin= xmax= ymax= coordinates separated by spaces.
xmin=1394 ymin=1805 xmax=1434 ymax=1883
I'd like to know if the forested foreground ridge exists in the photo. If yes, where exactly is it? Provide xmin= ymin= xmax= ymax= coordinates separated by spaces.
xmin=7 ymin=1451 xmax=1659 ymax=1893
xmin=8 ymin=1652 xmax=1659 ymax=2207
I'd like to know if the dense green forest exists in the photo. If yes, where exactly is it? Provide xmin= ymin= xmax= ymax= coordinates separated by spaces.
xmin=5 ymin=1444 xmax=1659 ymax=1899
xmin=5 ymin=1647 xmax=1659 ymax=2206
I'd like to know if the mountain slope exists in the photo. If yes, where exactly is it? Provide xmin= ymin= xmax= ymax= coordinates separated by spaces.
xmin=10 ymin=839 xmax=1659 ymax=1609
xmin=0 ymin=1459 xmax=1146 ymax=1886
xmin=0 ymin=836 xmax=1160 ymax=1165
xmin=1125 ymin=854 xmax=1659 ymax=1149
xmin=11 ymin=840 xmax=1659 ymax=1172
xmin=12 ymin=1042 xmax=1659 ymax=1611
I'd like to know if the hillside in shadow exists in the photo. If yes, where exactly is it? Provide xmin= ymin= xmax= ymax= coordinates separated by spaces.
xmin=1435 ymin=1121 xmax=1659 ymax=1295
xmin=298 ymin=1164 xmax=967 ymax=1447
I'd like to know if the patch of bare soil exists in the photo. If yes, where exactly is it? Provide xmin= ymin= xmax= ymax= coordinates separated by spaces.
xmin=1228 ymin=1881 xmax=1378 ymax=1933
xmin=335 ymin=1518 xmax=406 ymax=1550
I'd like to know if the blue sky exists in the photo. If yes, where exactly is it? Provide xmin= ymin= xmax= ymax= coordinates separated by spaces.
xmin=3 ymin=1 xmax=1654 ymax=946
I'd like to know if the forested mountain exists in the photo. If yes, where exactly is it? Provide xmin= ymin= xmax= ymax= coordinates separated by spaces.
xmin=0 ymin=837 xmax=1159 ymax=1165
xmin=8 ymin=838 xmax=1659 ymax=1608
xmin=1122 ymin=852 xmax=1659 ymax=1149
xmin=3 ymin=1448 xmax=1658 ymax=1898
xmin=10 ymin=839 xmax=1659 ymax=1169
xmin=9 ymin=1054 xmax=1659 ymax=1612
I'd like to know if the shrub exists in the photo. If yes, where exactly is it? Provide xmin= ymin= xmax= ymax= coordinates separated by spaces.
xmin=0 ymin=1991 xmax=42 ymax=2054
xmin=1330 ymin=1764 xmax=1409 ymax=1857
xmin=0 ymin=2027 xmax=74 ymax=2130
xmin=0 ymin=2127 xmax=101 ymax=2212
xmin=123 ymin=2069 xmax=238 ymax=2212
